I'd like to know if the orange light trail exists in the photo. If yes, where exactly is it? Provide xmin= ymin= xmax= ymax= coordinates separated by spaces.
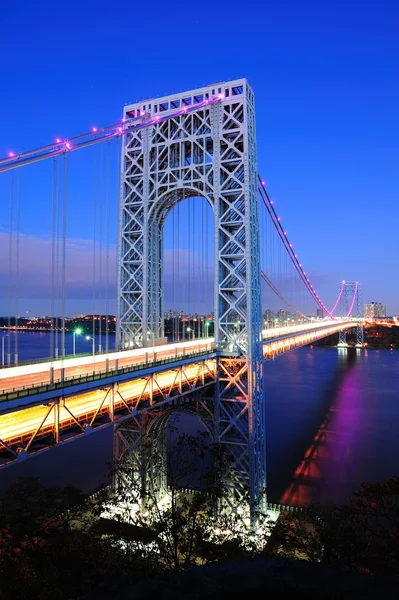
xmin=0 ymin=360 xmax=217 ymax=451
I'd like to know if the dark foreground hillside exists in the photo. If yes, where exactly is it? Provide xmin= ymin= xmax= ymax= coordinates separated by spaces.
xmin=86 ymin=556 xmax=399 ymax=600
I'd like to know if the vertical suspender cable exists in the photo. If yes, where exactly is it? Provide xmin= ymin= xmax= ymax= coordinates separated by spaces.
xmin=61 ymin=153 xmax=68 ymax=359
xmin=7 ymin=172 xmax=14 ymax=365
xmin=200 ymin=198 xmax=203 ymax=337
xmin=55 ymin=160 xmax=61 ymax=358
xmin=50 ymin=158 xmax=57 ymax=360
xmin=205 ymin=191 xmax=209 ymax=335
xmin=172 ymin=199 xmax=175 ymax=341
xmin=188 ymin=197 xmax=191 ymax=338
xmin=176 ymin=199 xmax=180 ymax=342
xmin=92 ymin=146 xmax=97 ymax=358
xmin=14 ymin=169 xmax=20 ymax=365
xmin=105 ymin=142 xmax=111 ymax=352
xmin=190 ymin=196 xmax=193 ymax=338
xmin=98 ymin=145 xmax=103 ymax=352
xmin=115 ymin=136 xmax=121 ymax=350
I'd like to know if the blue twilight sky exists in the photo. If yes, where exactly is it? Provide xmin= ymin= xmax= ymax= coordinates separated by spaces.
xmin=0 ymin=0 xmax=398 ymax=316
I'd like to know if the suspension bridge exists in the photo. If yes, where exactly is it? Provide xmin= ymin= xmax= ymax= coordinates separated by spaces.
xmin=0 ymin=79 xmax=363 ymax=520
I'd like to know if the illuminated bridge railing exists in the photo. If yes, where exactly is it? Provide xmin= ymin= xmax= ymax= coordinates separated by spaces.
xmin=0 ymin=348 xmax=216 ymax=404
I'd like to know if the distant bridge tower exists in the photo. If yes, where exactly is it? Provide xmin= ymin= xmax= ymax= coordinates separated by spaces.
xmin=337 ymin=281 xmax=364 ymax=347
xmin=117 ymin=80 xmax=266 ymax=518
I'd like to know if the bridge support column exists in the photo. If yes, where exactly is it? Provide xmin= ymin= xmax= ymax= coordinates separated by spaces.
xmin=338 ymin=329 xmax=347 ymax=347
xmin=114 ymin=412 xmax=168 ymax=510
xmin=109 ymin=384 xmax=116 ymax=422
xmin=356 ymin=323 xmax=364 ymax=347
xmin=54 ymin=398 xmax=60 ymax=444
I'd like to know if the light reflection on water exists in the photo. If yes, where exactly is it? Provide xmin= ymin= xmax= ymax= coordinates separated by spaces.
xmin=268 ymin=346 xmax=399 ymax=505
xmin=1 ymin=333 xmax=399 ymax=507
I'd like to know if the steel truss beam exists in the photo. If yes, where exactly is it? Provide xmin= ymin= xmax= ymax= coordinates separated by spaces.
xmin=0 ymin=360 xmax=216 ymax=466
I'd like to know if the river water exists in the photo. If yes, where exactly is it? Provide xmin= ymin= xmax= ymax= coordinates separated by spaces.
xmin=1 ymin=332 xmax=398 ymax=506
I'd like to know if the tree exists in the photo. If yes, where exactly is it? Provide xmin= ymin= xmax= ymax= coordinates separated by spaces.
xmin=95 ymin=425 xmax=272 ymax=571
xmin=269 ymin=477 xmax=399 ymax=577
xmin=0 ymin=477 xmax=152 ymax=600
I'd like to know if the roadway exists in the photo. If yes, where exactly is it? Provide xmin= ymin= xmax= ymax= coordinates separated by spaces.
xmin=0 ymin=319 xmax=359 ymax=396
xmin=0 ymin=338 xmax=215 ymax=395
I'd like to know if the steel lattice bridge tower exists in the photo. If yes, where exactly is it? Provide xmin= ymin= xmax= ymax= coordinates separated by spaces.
xmin=336 ymin=281 xmax=364 ymax=347
xmin=118 ymin=79 xmax=265 ymax=516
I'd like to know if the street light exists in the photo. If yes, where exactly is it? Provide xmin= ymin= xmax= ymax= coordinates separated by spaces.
xmin=73 ymin=328 xmax=82 ymax=356
xmin=205 ymin=321 xmax=210 ymax=338
xmin=85 ymin=335 xmax=95 ymax=357
xmin=1 ymin=334 xmax=9 ymax=368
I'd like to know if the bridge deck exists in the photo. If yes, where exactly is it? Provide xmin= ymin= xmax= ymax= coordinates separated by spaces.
xmin=0 ymin=320 xmax=359 ymax=401
xmin=0 ymin=319 xmax=359 ymax=465
xmin=0 ymin=338 xmax=215 ymax=396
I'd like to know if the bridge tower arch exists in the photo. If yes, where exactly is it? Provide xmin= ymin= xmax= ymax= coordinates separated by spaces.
xmin=114 ymin=398 xmax=216 ymax=507
xmin=117 ymin=79 xmax=266 ymax=518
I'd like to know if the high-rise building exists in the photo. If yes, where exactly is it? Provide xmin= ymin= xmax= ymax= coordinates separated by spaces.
xmin=364 ymin=302 xmax=386 ymax=319
xmin=316 ymin=309 xmax=324 ymax=319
